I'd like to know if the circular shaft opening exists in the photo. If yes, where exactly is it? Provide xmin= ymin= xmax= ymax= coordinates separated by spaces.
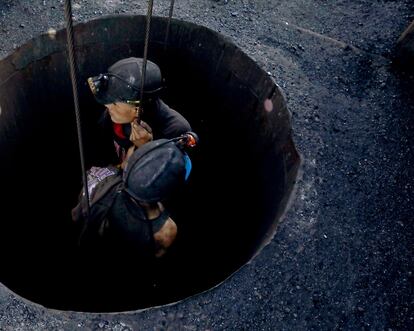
xmin=0 ymin=15 xmax=299 ymax=312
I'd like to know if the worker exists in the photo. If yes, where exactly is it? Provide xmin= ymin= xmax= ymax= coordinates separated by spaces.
xmin=71 ymin=133 xmax=197 ymax=259
xmin=87 ymin=57 xmax=192 ymax=167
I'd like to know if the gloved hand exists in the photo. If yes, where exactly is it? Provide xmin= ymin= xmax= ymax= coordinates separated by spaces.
xmin=129 ymin=119 xmax=153 ymax=148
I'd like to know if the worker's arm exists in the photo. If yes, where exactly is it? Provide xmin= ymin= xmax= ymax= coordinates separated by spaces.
xmin=143 ymin=99 xmax=192 ymax=139
xmin=153 ymin=218 xmax=177 ymax=258
xmin=143 ymin=202 xmax=178 ymax=258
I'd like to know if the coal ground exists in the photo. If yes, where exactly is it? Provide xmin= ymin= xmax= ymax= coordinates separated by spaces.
xmin=0 ymin=0 xmax=414 ymax=330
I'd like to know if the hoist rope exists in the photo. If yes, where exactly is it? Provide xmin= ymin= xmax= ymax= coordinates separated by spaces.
xmin=164 ymin=0 xmax=176 ymax=50
xmin=139 ymin=0 xmax=155 ymax=113
xmin=64 ymin=0 xmax=90 ymax=220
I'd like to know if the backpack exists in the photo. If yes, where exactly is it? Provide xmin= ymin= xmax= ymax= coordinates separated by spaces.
xmin=72 ymin=166 xmax=123 ymax=244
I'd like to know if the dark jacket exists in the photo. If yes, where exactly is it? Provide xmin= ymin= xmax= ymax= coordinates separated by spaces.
xmin=71 ymin=166 xmax=168 ymax=260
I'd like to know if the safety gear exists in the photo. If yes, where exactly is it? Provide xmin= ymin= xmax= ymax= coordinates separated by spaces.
xmin=88 ymin=57 xmax=162 ymax=105
xmin=123 ymin=139 xmax=187 ymax=203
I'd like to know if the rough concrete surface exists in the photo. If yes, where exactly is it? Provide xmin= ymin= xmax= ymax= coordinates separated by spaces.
xmin=0 ymin=0 xmax=413 ymax=330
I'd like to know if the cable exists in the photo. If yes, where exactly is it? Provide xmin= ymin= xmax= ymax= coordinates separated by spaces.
xmin=139 ymin=0 xmax=155 ymax=114
xmin=64 ymin=0 xmax=90 ymax=222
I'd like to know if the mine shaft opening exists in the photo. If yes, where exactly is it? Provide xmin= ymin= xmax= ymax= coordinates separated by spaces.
xmin=0 ymin=16 xmax=299 ymax=312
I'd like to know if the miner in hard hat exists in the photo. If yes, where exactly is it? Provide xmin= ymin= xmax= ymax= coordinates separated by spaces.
xmin=87 ymin=57 xmax=192 ymax=168
xmin=72 ymin=133 xmax=198 ymax=258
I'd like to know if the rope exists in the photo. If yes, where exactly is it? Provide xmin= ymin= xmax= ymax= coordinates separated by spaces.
xmin=64 ymin=0 xmax=90 ymax=220
xmin=139 ymin=0 xmax=155 ymax=114
xmin=164 ymin=0 xmax=176 ymax=50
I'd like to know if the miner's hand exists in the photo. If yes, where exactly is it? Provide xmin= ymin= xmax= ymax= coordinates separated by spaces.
xmin=130 ymin=119 xmax=153 ymax=148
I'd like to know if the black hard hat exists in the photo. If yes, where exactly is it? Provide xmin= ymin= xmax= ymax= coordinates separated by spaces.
xmin=87 ymin=57 xmax=162 ymax=105
xmin=123 ymin=139 xmax=187 ymax=203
